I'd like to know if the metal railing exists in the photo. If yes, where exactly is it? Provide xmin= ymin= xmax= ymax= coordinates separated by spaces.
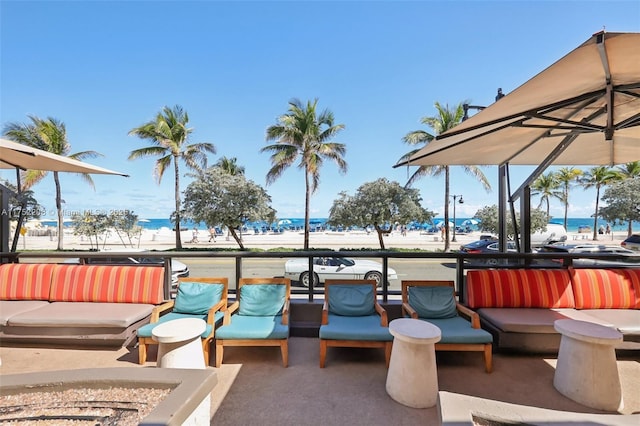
xmin=3 ymin=250 xmax=638 ymax=304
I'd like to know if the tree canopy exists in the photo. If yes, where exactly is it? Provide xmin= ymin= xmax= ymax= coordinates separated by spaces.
xmin=327 ymin=178 xmax=434 ymax=249
xmin=473 ymin=205 xmax=549 ymax=240
xmin=599 ymin=179 xmax=640 ymax=237
xmin=181 ymin=167 xmax=275 ymax=249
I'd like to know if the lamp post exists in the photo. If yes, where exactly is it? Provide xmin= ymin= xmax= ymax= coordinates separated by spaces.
xmin=451 ymin=195 xmax=464 ymax=242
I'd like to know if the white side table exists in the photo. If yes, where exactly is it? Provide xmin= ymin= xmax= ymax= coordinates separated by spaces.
xmin=152 ymin=318 xmax=207 ymax=369
xmin=386 ymin=318 xmax=441 ymax=408
xmin=553 ymin=319 xmax=623 ymax=411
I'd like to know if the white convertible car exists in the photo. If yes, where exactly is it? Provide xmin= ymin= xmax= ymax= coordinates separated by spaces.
xmin=284 ymin=256 xmax=398 ymax=287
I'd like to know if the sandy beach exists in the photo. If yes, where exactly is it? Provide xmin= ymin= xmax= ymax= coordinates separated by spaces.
xmin=15 ymin=226 xmax=630 ymax=252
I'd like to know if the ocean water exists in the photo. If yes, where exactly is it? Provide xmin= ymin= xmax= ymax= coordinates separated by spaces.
xmin=121 ymin=217 xmax=638 ymax=234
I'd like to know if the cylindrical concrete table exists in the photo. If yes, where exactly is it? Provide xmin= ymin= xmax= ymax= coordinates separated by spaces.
xmin=386 ymin=318 xmax=441 ymax=408
xmin=152 ymin=318 xmax=207 ymax=370
xmin=553 ymin=319 xmax=623 ymax=411
xmin=152 ymin=318 xmax=210 ymax=423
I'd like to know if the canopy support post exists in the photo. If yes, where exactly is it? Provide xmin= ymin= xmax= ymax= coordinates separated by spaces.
xmin=498 ymin=164 xmax=509 ymax=252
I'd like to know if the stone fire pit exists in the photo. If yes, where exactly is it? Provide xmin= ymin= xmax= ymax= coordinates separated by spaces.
xmin=0 ymin=367 xmax=217 ymax=425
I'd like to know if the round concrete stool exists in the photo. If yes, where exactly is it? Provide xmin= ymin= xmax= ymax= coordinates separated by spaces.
xmin=553 ymin=319 xmax=623 ymax=411
xmin=152 ymin=318 xmax=207 ymax=370
xmin=386 ymin=318 xmax=441 ymax=408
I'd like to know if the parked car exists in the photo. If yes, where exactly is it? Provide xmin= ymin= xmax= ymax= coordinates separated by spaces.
xmin=621 ymin=234 xmax=640 ymax=251
xmin=529 ymin=223 xmax=568 ymax=247
xmin=538 ymin=243 xmax=640 ymax=266
xmin=284 ymin=256 xmax=398 ymax=287
xmin=459 ymin=239 xmax=518 ymax=265
xmin=67 ymin=254 xmax=189 ymax=285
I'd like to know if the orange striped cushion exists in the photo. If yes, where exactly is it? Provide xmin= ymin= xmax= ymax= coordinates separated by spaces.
xmin=0 ymin=263 xmax=55 ymax=301
xmin=466 ymin=269 xmax=575 ymax=309
xmin=570 ymin=268 xmax=640 ymax=309
xmin=49 ymin=265 xmax=165 ymax=304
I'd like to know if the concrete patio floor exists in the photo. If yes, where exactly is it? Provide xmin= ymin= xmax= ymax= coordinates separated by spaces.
xmin=1 ymin=338 xmax=638 ymax=425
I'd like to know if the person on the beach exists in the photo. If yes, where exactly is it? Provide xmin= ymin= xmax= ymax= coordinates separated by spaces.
xmin=190 ymin=227 xmax=199 ymax=243
xmin=605 ymin=224 xmax=611 ymax=235
xmin=209 ymin=227 xmax=216 ymax=242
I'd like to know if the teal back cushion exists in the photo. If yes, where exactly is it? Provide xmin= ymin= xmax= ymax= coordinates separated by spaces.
xmin=239 ymin=284 xmax=286 ymax=316
xmin=329 ymin=284 xmax=375 ymax=316
xmin=408 ymin=286 xmax=457 ymax=319
xmin=174 ymin=282 xmax=224 ymax=315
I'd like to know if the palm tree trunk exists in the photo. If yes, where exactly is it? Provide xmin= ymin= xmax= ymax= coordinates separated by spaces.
xmin=304 ymin=170 xmax=310 ymax=250
xmin=54 ymin=172 xmax=63 ymax=250
xmin=563 ymin=184 xmax=569 ymax=230
xmin=592 ymin=185 xmax=600 ymax=241
xmin=444 ymin=166 xmax=450 ymax=252
xmin=546 ymin=199 xmax=550 ymax=219
xmin=174 ymin=158 xmax=183 ymax=249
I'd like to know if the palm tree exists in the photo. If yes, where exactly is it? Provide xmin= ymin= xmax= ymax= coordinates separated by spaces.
xmin=617 ymin=161 xmax=640 ymax=179
xmin=261 ymin=98 xmax=347 ymax=250
xmin=579 ymin=166 xmax=620 ymax=241
xmin=3 ymin=116 xmax=102 ymax=250
xmin=128 ymin=105 xmax=216 ymax=249
xmin=215 ymin=156 xmax=245 ymax=175
xmin=615 ymin=161 xmax=640 ymax=235
xmin=531 ymin=172 xmax=562 ymax=218
xmin=399 ymin=102 xmax=491 ymax=251
xmin=555 ymin=167 xmax=583 ymax=230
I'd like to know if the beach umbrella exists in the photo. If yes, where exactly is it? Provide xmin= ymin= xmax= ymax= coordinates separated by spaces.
xmin=395 ymin=31 xmax=639 ymax=251
xmin=462 ymin=219 xmax=479 ymax=226
xmin=1 ymin=138 xmax=129 ymax=252
xmin=436 ymin=221 xmax=455 ymax=229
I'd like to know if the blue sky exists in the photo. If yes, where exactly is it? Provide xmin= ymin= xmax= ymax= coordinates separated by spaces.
xmin=1 ymin=0 xmax=638 ymax=222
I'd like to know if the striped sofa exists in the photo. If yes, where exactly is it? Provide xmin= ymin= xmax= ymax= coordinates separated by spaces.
xmin=465 ymin=268 xmax=640 ymax=352
xmin=0 ymin=263 xmax=167 ymax=347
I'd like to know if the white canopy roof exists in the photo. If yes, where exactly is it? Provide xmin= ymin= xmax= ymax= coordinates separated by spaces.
xmin=0 ymin=138 xmax=128 ymax=176
xmin=399 ymin=32 xmax=640 ymax=167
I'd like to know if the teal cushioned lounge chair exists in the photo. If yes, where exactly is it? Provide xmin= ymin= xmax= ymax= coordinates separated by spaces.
xmin=401 ymin=280 xmax=493 ymax=373
xmin=319 ymin=279 xmax=393 ymax=368
xmin=137 ymin=277 xmax=228 ymax=365
xmin=215 ymin=278 xmax=291 ymax=367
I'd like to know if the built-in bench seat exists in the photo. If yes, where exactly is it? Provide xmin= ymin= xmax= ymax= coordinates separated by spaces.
xmin=0 ymin=263 xmax=167 ymax=347
xmin=465 ymin=268 xmax=640 ymax=352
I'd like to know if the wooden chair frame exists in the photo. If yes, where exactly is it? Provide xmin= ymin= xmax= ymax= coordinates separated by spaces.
xmin=320 ymin=279 xmax=392 ymax=368
xmin=138 ymin=277 xmax=228 ymax=366
xmin=401 ymin=280 xmax=493 ymax=373
xmin=215 ymin=277 xmax=291 ymax=367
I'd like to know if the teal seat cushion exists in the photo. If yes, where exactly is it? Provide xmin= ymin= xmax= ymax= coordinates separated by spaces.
xmin=328 ymin=285 xmax=375 ymax=316
xmin=419 ymin=316 xmax=493 ymax=344
xmin=173 ymin=282 xmax=224 ymax=315
xmin=215 ymin=315 xmax=289 ymax=339
xmin=320 ymin=314 xmax=393 ymax=341
xmin=408 ymin=286 xmax=457 ymax=319
xmin=137 ymin=311 xmax=222 ymax=338
xmin=239 ymin=284 xmax=286 ymax=316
